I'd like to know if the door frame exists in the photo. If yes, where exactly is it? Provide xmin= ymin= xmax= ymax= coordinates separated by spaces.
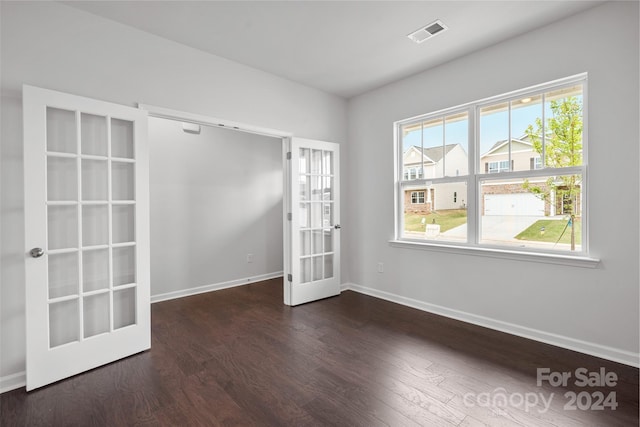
xmin=137 ymin=104 xmax=297 ymax=305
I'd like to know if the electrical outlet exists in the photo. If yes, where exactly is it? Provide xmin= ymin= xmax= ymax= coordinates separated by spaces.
xmin=377 ymin=262 xmax=384 ymax=273
xmin=247 ymin=254 xmax=254 ymax=263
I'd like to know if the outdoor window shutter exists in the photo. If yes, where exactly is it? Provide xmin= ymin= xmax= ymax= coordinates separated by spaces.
xmin=530 ymin=157 xmax=535 ymax=170
xmin=484 ymin=162 xmax=488 ymax=173
xmin=511 ymin=160 xmax=514 ymax=170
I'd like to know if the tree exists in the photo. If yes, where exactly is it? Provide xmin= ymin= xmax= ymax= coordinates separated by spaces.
xmin=524 ymin=96 xmax=583 ymax=250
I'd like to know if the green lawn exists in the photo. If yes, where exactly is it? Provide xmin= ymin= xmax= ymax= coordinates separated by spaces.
xmin=404 ymin=209 xmax=467 ymax=233
xmin=515 ymin=219 xmax=582 ymax=245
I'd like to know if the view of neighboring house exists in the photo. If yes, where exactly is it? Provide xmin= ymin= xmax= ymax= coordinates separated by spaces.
xmin=480 ymin=135 xmax=547 ymax=216
xmin=403 ymin=135 xmax=581 ymax=217
xmin=479 ymin=134 xmax=581 ymax=217
xmin=403 ymin=144 xmax=467 ymax=214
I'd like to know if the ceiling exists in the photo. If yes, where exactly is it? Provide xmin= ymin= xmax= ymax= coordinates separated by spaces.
xmin=64 ymin=1 xmax=604 ymax=99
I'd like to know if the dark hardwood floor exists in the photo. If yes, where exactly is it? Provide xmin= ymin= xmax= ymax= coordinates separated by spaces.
xmin=1 ymin=278 xmax=638 ymax=426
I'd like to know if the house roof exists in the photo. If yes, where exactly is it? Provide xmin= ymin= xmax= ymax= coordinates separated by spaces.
xmin=482 ymin=135 xmax=532 ymax=157
xmin=411 ymin=144 xmax=458 ymax=163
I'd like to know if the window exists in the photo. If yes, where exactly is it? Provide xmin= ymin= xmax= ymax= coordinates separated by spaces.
xmin=396 ymin=74 xmax=587 ymax=255
xmin=411 ymin=191 xmax=425 ymax=204
xmin=488 ymin=160 xmax=510 ymax=173
xmin=530 ymin=156 xmax=543 ymax=170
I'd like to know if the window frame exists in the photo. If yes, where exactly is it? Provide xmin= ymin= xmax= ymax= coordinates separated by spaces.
xmin=393 ymin=73 xmax=597 ymax=266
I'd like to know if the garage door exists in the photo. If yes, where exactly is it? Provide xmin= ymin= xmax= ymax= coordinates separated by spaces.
xmin=484 ymin=193 xmax=544 ymax=216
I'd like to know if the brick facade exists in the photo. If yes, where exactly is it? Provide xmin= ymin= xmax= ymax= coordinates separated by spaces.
xmin=404 ymin=189 xmax=433 ymax=214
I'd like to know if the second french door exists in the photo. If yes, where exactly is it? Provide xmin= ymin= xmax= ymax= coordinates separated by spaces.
xmin=286 ymin=137 xmax=341 ymax=306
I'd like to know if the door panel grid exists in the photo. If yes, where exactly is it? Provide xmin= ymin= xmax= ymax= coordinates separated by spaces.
xmin=298 ymin=148 xmax=335 ymax=284
xmin=45 ymin=107 xmax=137 ymax=348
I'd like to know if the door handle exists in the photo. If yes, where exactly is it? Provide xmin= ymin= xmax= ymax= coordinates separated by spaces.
xmin=30 ymin=248 xmax=44 ymax=258
xmin=334 ymin=224 xmax=341 ymax=229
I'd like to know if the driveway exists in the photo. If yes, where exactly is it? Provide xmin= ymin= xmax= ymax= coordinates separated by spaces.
xmin=441 ymin=215 xmax=543 ymax=242
xmin=419 ymin=215 xmax=577 ymax=250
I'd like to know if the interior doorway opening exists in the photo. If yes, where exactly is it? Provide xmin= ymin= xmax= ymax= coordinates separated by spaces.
xmin=147 ymin=115 xmax=285 ymax=302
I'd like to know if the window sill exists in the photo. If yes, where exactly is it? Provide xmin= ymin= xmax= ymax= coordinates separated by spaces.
xmin=388 ymin=240 xmax=600 ymax=268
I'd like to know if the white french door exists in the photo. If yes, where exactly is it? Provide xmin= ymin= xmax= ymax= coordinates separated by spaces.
xmin=23 ymin=85 xmax=150 ymax=391
xmin=285 ymin=138 xmax=341 ymax=306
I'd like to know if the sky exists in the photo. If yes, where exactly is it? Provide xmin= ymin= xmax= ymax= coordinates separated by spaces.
xmin=402 ymin=96 xmax=580 ymax=156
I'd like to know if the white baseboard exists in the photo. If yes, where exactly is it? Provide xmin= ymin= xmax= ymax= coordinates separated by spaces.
xmin=341 ymin=282 xmax=640 ymax=368
xmin=0 ymin=371 xmax=25 ymax=394
xmin=151 ymin=271 xmax=284 ymax=304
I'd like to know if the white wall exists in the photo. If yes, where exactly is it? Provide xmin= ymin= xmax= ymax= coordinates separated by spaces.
xmin=346 ymin=1 xmax=639 ymax=365
xmin=0 ymin=1 xmax=347 ymax=385
xmin=149 ymin=118 xmax=283 ymax=299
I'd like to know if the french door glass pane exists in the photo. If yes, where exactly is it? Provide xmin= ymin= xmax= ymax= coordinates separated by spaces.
xmin=81 ymin=113 xmax=108 ymax=156
xmin=299 ymin=203 xmax=310 ymax=228
xmin=48 ymin=205 xmax=78 ymax=250
xmin=112 ymin=205 xmax=135 ymax=243
xmin=300 ymin=231 xmax=311 ymax=256
xmin=83 ymin=249 xmax=109 ymax=292
xmin=82 ymin=205 xmax=108 ymax=246
xmin=113 ymin=288 xmax=136 ymax=329
xmin=47 ymin=157 xmax=77 ymax=201
xmin=311 ymin=176 xmax=322 ymax=201
xmin=82 ymin=159 xmax=108 ymax=201
xmin=323 ymin=229 xmax=333 ymax=253
xmin=299 ymin=148 xmax=310 ymax=174
xmin=323 ymin=151 xmax=333 ymax=175
xmin=49 ymin=299 xmax=79 ymax=348
xmin=324 ymin=254 xmax=334 ymax=279
xmin=312 ymin=230 xmax=323 ymax=255
xmin=299 ymin=175 xmax=310 ymax=201
xmin=112 ymin=162 xmax=135 ymax=201
xmin=47 ymin=107 xmax=76 ymax=154
xmin=300 ymin=258 xmax=311 ymax=284
xmin=111 ymin=118 xmax=134 ymax=159
xmin=323 ymin=203 xmax=333 ymax=227
xmin=311 ymin=149 xmax=322 ymax=174
xmin=323 ymin=177 xmax=333 ymax=201
xmin=312 ymin=256 xmax=323 ymax=281
xmin=113 ymin=246 xmax=136 ymax=286
xmin=48 ymin=252 xmax=79 ymax=299
xmin=310 ymin=203 xmax=322 ymax=228
xmin=83 ymin=293 xmax=110 ymax=338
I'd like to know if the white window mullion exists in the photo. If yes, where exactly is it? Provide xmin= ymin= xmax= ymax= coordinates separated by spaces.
xmin=468 ymin=106 xmax=478 ymax=245
xmin=541 ymin=93 xmax=546 ymax=169
xmin=508 ymin=101 xmax=512 ymax=171
xmin=441 ymin=117 xmax=446 ymax=177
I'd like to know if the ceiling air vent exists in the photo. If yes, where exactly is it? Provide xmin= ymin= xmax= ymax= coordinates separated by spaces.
xmin=408 ymin=20 xmax=447 ymax=44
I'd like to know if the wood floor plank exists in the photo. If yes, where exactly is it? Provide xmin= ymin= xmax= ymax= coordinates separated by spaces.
xmin=1 ymin=277 xmax=637 ymax=426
